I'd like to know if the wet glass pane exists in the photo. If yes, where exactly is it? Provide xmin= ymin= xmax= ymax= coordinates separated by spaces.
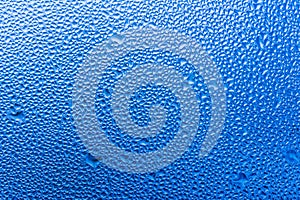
xmin=0 ymin=1 xmax=299 ymax=199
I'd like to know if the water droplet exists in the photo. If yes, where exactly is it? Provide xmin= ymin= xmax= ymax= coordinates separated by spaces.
xmin=233 ymin=172 xmax=249 ymax=187
xmin=85 ymin=153 xmax=100 ymax=168
xmin=8 ymin=105 xmax=25 ymax=122
xmin=110 ymin=34 xmax=125 ymax=44
xmin=284 ymin=150 xmax=299 ymax=163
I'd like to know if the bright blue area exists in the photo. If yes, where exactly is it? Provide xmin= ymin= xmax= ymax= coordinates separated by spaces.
xmin=95 ymin=49 xmax=210 ymax=153
xmin=0 ymin=0 xmax=299 ymax=199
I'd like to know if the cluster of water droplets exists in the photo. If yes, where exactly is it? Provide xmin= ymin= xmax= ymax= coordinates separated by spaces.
xmin=0 ymin=0 xmax=299 ymax=199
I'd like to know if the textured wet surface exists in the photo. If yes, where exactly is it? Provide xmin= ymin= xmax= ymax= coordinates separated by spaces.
xmin=0 ymin=0 xmax=299 ymax=199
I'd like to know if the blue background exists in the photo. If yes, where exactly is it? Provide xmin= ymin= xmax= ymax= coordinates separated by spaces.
xmin=0 ymin=0 xmax=299 ymax=199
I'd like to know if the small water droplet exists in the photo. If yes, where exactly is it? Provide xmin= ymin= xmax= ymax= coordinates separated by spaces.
xmin=85 ymin=153 xmax=99 ymax=168
xmin=110 ymin=34 xmax=125 ymax=44
xmin=8 ymin=105 xmax=25 ymax=122
xmin=178 ymin=58 xmax=187 ymax=66
xmin=284 ymin=150 xmax=299 ymax=163
xmin=233 ymin=172 xmax=248 ymax=187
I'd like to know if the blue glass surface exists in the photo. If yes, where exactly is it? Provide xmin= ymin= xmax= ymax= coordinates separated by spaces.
xmin=0 ymin=1 xmax=299 ymax=199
